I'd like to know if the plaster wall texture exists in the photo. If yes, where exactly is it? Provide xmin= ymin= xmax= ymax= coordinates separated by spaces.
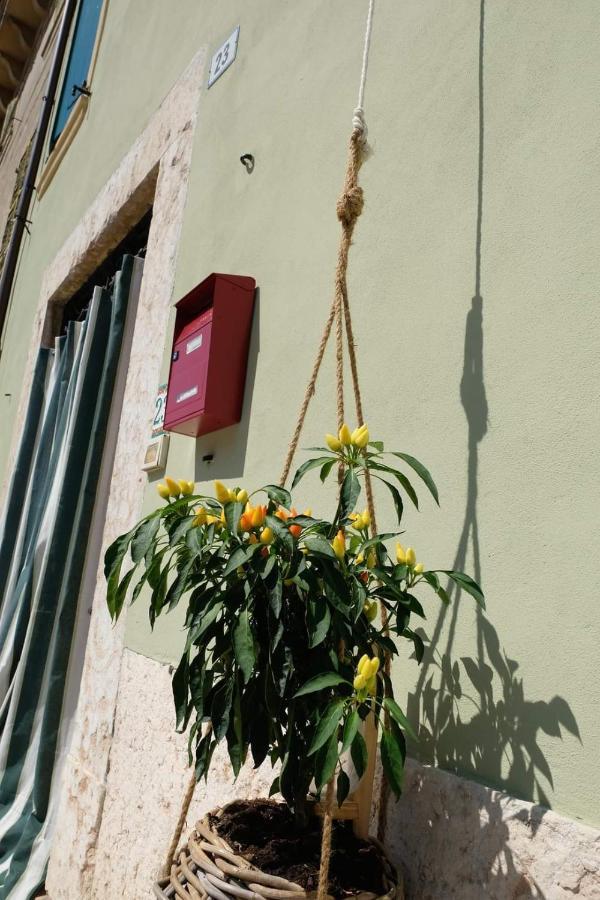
xmin=124 ymin=0 xmax=600 ymax=830
xmin=0 ymin=0 xmax=597 ymax=894
xmin=85 ymin=649 xmax=600 ymax=900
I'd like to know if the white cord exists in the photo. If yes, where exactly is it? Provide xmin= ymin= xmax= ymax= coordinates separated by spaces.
xmin=353 ymin=0 xmax=375 ymax=142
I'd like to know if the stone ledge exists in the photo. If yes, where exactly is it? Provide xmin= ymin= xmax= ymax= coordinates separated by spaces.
xmin=383 ymin=760 xmax=600 ymax=899
xmin=72 ymin=649 xmax=599 ymax=900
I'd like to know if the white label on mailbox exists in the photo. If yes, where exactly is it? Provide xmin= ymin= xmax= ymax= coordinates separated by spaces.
xmin=176 ymin=386 xmax=198 ymax=404
xmin=186 ymin=334 xmax=203 ymax=354
xmin=208 ymin=27 xmax=239 ymax=88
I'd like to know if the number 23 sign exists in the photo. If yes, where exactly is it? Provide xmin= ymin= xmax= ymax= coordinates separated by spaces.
xmin=208 ymin=27 xmax=240 ymax=88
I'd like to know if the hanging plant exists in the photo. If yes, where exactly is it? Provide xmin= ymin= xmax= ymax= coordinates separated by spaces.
xmin=105 ymin=424 xmax=484 ymax=830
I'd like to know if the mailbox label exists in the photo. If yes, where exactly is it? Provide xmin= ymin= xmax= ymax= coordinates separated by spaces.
xmin=186 ymin=334 xmax=203 ymax=354
xmin=176 ymin=386 xmax=198 ymax=404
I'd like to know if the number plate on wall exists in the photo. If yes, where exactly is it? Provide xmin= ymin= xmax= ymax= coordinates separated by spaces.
xmin=208 ymin=26 xmax=240 ymax=88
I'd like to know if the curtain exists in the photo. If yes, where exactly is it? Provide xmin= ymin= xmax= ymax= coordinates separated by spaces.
xmin=0 ymin=255 xmax=141 ymax=899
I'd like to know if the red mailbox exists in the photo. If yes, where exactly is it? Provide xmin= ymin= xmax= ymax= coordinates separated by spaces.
xmin=163 ymin=273 xmax=256 ymax=437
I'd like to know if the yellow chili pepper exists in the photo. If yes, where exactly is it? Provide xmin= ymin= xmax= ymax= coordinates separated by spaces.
xmin=326 ymin=433 xmax=342 ymax=452
xmin=260 ymin=526 xmax=274 ymax=545
xmin=396 ymin=543 xmax=406 ymax=564
xmin=358 ymin=654 xmax=369 ymax=674
xmin=332 ymin=529 xmax=346 ymax=560
xmin=157 ymin=483 xmax=170 ymax=500
xmin=414 ymin=562 xmax=424 ymax=575
xmin=367 ymin=657 xmax=380 ymax=676
xmin=193 ymin=509 xmax=207 ymax=526
xmin=251 ymin=506 xmax=266 ymax=528
xmin=405 ymin=547 xmax=417 ymax=567
xmin=338 ymin=423 xmax=352 ymax=445
xmin=165 ymin=477 xmax=181 ymax=497
xmin=353 ymin=673 xmax=367 ymax=691
xmin=353 ymin=424 xmax=370 ymax=448
xmin=364 ymin=601 xmax=378 ymax=622
xmin=236 ymin=489 xmax=249 ymax=504
xmin=178 ymin=480 xmax=194 ymax=496
xmin=214 ymin=481 xmax=230 ymax=503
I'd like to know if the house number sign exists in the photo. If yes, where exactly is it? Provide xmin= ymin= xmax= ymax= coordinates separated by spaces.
xmin=208 ymin=26 xmax=240 ymax=88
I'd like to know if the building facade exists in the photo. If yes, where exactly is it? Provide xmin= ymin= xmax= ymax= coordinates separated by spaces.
xmin=0 ymin=1 xmax=599 ymax=898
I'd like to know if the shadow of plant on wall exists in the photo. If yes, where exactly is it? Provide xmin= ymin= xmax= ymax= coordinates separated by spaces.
xmin=402 ymin=293 xmax=580 ymax=898
xmin=414 ymin=290 xmax=579 ymax=808
xmin=396 ymin=5 xmax=580 ymax=894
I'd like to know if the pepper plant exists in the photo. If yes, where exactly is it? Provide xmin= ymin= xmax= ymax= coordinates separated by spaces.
xmin=105 ymin=424 xmax=484 ymax=827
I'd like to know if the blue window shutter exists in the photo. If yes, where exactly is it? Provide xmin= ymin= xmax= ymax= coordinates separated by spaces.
xmin=50 ymin=0 xmax=103 ymax=147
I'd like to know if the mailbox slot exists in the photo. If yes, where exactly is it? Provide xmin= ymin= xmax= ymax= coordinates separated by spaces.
xmin=163 ymin=274 xmax=255 ymax=437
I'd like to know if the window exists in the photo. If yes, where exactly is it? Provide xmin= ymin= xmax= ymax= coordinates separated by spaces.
xmin=50 ymin=0 xmax=104 ymax=148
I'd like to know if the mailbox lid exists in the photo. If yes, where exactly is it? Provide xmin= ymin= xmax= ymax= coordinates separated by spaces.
xmin=165 ymin=308 xmax=213 ymax=425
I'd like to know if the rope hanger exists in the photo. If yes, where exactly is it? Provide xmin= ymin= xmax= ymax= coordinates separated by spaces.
xmin=162 ymin=3 xmax=387 ymax=894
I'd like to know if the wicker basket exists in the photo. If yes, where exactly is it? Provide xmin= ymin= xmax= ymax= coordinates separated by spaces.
xmin=153 ymin=804 xmax=403 ymax=900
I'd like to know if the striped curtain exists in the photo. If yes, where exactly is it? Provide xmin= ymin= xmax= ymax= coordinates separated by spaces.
xmin=0 ymin=255 xmax=141 ymax=899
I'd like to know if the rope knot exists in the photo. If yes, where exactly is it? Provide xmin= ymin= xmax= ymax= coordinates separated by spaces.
xmin=336 ymin=185 xmax=364 ymax=228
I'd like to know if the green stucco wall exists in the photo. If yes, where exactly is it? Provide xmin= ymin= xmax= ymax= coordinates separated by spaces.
xmin=1 ymin=0 xmax=599 ymax=830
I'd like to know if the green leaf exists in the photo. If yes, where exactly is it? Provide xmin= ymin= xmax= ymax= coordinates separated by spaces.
xmin=381 ymin=728 xmax=404 ymax=797
xmin=105 ymin=527 xmax=137 ymax=619
xmin=303 ymin=536 xmax=337 ymax=559
xmin=337 ymin=769 xmax=351 ymax=807
xmin=320 ymin=459 xmax=336 ymax=482
xmin=294 ymin=672 xmax=349 ymax=697
xmin=131 ymin=516 xmax=161 ymax=562
xmin=391 ymin=452 xmax=439 ymax=505
xmin=268 ymin=776 xmax=280 ymax=797
xmin=423 ymin=571 xmax=450 ymax=605
xmin=307 ymin=594 xmax=331 ymax=648
xmin=403 ymin=627 xmax=425 ymax=663
xmin=266 ymin=514 xmax=294 ymax=553
xmin=223 ymin=543 xmax=259 ymax=577
xmin=168 ymin=515 xmax=195 ymax=547
xmin=350 ymin=730 xmax=367 ymax=779
xmin=368 ymin=441 xmax=384 ymax=452
xmin=341 ymin=709 xmax=359 ymax=753
xmin=226 ymin=682 xmax=244 ymax=776
xmin=368 ymin=461 xmax=419 ymax=509
xmin=211 ymin=678 xmax=234 ymax=741
xmin=233 ymin=609 xmax=256 ymax=683
xmin=314 ymin=730 xmax=339 ymax=790
xmin=189 ymin=654 xmax=206 ymax=717
xmin=269 ymin=577 xmax=282 ymax=617
xmin=383 ymin=697 xmax=417 ymax=741
xmin=104 ymin=526 xmax=136 ymax=581
xmin=165 ymin=556 xmax=195 ymax=612
xmin=309 ymin=699 xmax=345 ymax=755
xmin=187 ymin=599 xmax=223 ymax=649
xmin=111 ymin=565 xmax=137 ymax=620
xmin=225 ymin=501 xmax=243 ymax=536
xmin=172 ymin=651 xmax=190 ymax=732
xmin=379 ymin=479 xmax=404 ymax=525
xmin=195 ymin=733 xmax=216 ymax=781
xmin=339 ymin=469 xmax=360 ymax=520
xmin=291 ymin=456 xmax=334 ymax=489
xmin=442 ymin=571 xmax=485 ymax=608
xmin=263 ymin=484 xmax=292 ymax=507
